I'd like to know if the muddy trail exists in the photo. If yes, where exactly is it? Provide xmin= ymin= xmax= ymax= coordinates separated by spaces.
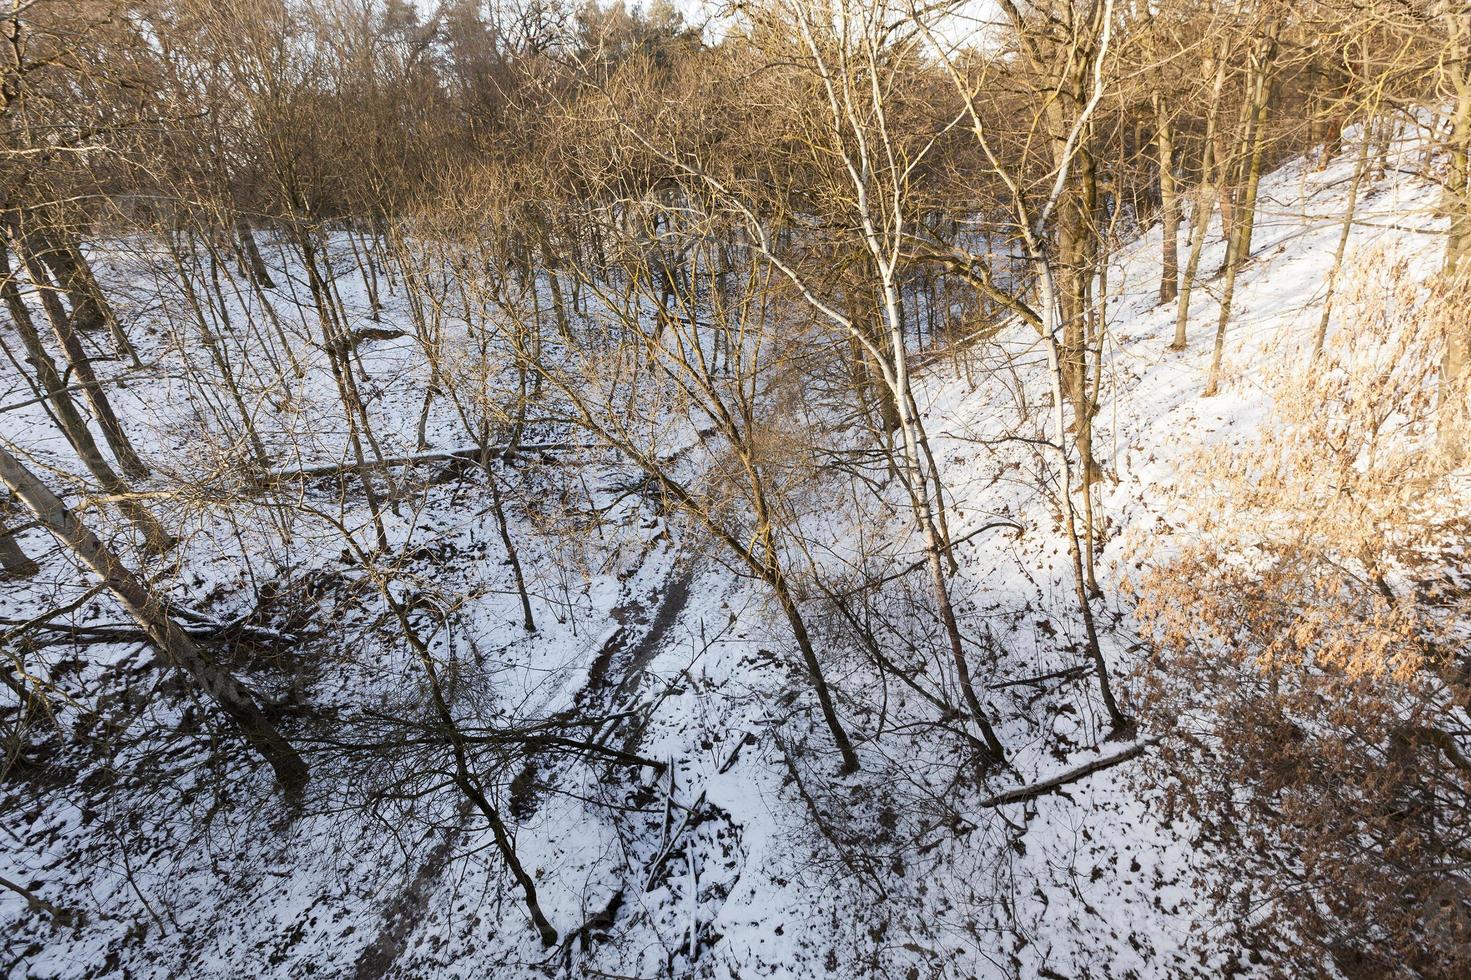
xmin=509 ymin=560 xmax=696 ymax=820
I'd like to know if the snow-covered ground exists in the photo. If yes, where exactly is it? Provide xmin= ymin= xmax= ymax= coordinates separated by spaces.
xmin=0 ymin=130 xmax=1445 ymax=978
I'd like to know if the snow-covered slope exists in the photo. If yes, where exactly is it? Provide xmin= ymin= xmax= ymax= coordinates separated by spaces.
xmin=902 ymin=128 xmax=1446 ymax=977
xmin=0 ymin=129 xmax=1445 ymax=979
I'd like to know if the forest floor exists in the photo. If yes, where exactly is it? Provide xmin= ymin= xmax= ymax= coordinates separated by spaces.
xmin=0 ymin=134 xmax=1445 ymax=978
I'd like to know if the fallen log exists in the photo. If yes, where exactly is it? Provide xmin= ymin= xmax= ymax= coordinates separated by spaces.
xmin=258 ymin=441 xmax=604 ymax=483
xmin=0 ymin=617 xmax=296 ymax=648
xmin=988 ymin=663 xmax=1090 ymax=690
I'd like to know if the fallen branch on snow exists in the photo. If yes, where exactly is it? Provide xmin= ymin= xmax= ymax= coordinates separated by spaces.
xmin=978 ymin=736 xmax=1163 ymax=808
xmin=0 ymin=873 xmax=84 ymax=928
xmin=1 ymin=617 xmax=296 ymax=648
xmin=987 ymin=663 xmax=1090 ymax=690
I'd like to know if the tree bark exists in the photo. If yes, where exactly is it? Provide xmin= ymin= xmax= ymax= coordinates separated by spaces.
xmin=1313 ymin=128 xmax=1372 ymax=359
xmin=0 ymin=508 xmax=37 ymax=578
xmin=295 ymin=229 xmax=390 ymax=552
xmin=1171 ymin=48 xmax=1229 ymax=351
xmin=235 ymin=219 xmax=275 ymax=288
xmin=363 ymin=573 xmax=558 ymax=947
xmin=1441 ymin=10 xmax=1471 ymax=459
xmin=482 ymin=451 xmax=536 ymax=634
xmin=877 ymin=267 xmax=1005 ymax=764
xmin=33 ymin=232 xmax=138 ymax=364
xmin=1153 ymin=91 xmax=1180 ymax=303
xmin=1205 ymin=44 xmax=1275 ymax=397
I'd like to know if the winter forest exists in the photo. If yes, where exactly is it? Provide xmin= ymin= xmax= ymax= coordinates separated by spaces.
xmin=2 ymin=0 xmax=1470 ymax=976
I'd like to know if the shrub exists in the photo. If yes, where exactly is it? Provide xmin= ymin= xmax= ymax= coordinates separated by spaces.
xmin=1133 ymin=256 xmax=1471 ymax=977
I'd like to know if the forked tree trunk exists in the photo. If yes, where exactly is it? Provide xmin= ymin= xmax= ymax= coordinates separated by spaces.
xmin=0 ymin=240 xmax=173 ymax=553
xmin=0 ymin=443 xmax=308 ymax=791
xmin=8 ymin=221 xmax=151 ymax=481
xmin=34 ymin=233 xmax=139 ymax=365
xmin=876 ymin=270 xmax=1005 ymax=765
xmin=294 ymin=229 xmax=390 ymax=552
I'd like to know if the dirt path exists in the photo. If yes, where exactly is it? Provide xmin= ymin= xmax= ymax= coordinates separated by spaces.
xmin=611 ymin=563 xmax=694 ymax=704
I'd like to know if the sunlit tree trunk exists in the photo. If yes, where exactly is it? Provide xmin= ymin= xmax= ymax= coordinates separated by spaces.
xmin=1172 ymin=47 xmax=1229 ymax=351
xmin=1153 ymin=91 xmax=1180 ymax=303
xmin=1205 ymin=38 xmax=1276 ymax=397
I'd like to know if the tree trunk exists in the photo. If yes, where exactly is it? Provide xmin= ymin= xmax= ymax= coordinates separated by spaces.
xmin=1313 ymin=127 xmax=1373 ymax=359
xmin=1172 ymin=188 xmax=1213 ymax=350
xmin=165 ymin=233 xmax=271 ymax=468
xmin=1171 ymin=49 xmax=1230 ymax=351
xmin=537 ymin=232 xmax=574 ymax=344
xmin=1049 ymin=112 xmax=1100 ymax=483
xmin=1442 ymin=11 xmax=1471 ymax=272
xmin=1232 ymin=64 xmax=1275 ymax=267
xmin=236 ymin=219 xmax=275 ymax=288
xmin=0 ymin=508 xmax=38 ymax=579
xmin=878 ymin=269 xmax=1005 ymax=764
xmin=1205 ymin=46 xmax=1275 ymax=397
xmin=0 ymin=442 xmax=308 ymax=791
xmin=482 ymin=449 xmax=536 ymax=634
xmin=1036 ymin=266 xmax=1128 ymax=734
xmin=0 ymin=239 xmax=173 ymax=553
xmin=35 ymin=232 xmax=139 ymax=365
xmin=848 ymin=279 xmax=901 ymax=433
xmin=296 ymin=230 xmax=390 ymax=552
xmin=1153 ymin=92 xmax=1180 ymax=303
xmin=1444 ymin=17 xmax=1471 ymax=457
xmin=772 ymin=575 xmax=861 ymax=775
xmin=366 ymin=573 xmax=558 ymax=947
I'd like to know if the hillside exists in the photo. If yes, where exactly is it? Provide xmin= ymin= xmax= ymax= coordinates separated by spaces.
xmin=2 ymin=118 xmax=1455 ymax=980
